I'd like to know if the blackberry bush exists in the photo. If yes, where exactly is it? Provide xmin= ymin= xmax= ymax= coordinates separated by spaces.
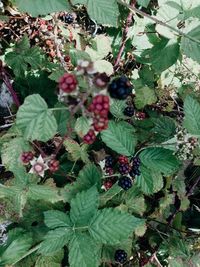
xmin=0 ymin=1 xmax=200 ymax=267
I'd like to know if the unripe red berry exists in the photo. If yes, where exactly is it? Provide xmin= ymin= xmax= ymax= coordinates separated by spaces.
xmin=64 ymin=55 xmax=71 ymax=62
xmin=93 ymin=115 xmax=108 ymax=132
xmin=59 ymin=73 xmax=78 ymax=93
xmin=83 ymin=129 xmax=96 ymax=144
xmin=21 ymin=151 xmax=34 ymax=164
xmin=104 ymin=180 xmax=113 ymax=190
xmin=48 ymin=159 xmax=60 ymax=172
xmin=88 ymin=95 xmax=110 ymax=116
xmin=135 ymin=112 xmax=146 ymax=120
xmin=118 ymin=155 xmax=129 ymax=164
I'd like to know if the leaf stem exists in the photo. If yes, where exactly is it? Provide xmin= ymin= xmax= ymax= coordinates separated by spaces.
xmin=50 ymin=107 xmax=69 ymax=111
xmin=117 ymin=0 xmax=200 ymax=45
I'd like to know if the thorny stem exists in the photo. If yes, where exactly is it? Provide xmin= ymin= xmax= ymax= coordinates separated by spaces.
xmin=114 ymin=0 xmax=136 ymax=70
xmin=117 ymin=0 xmax=200 ymax=45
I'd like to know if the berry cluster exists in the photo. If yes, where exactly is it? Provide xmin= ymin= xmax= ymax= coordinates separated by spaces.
xmin=114 ymin=249 xmax=128 ymax=264
xmin=108 ymin=76 xmax=132 ymax=100
xmin=129 ymin=157 xmax=141 ymax=177
xmin=21 ymin=151 xmax=34 ymax=164
xmin=83 ymin=129 xmax=96 ymax=145
xmin=118 ymin=176 xmax=132 ymax=190
xmin=117 ymin=156 xmax=131 ymax=175
xmin=48 ymin=159 xmax=60 ymax=173
xmin=103 ymin=178 xmax=115 ymax=190
xmin=124 ymin=106 xmax=135 ymax=117
xmin=104 ymin=155 xmax=115 ymax=175
xmin=59 ymin=73 xmax=78 ymax=93
xmin=84 ymin=95 xmax=110 ymax=144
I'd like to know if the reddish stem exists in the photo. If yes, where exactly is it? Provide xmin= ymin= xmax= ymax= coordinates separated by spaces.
xmin=114 ymin=0 xmax=136 ymax=70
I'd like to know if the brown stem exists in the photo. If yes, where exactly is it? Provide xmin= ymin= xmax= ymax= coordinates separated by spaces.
xmin=114 ymin=0 xmax=136 ymax=70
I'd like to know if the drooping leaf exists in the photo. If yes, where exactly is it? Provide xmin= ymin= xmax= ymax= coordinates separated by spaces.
xmin=35 ymin=250 xmax=64 ymax=267
xmin=16 ymin=94 xmax=57 ymax=142
xmin=134 ymin=86 xmax=157 ymax=109
xmin=69 ymin=233 xmax=101 ymax=267
xmin=28 ymin=185 xmax=62 ymax=203
xmin=64 ymin=138 xmax=89 ymax=163
xmin=101 ymin=121 xmax=137 ymax=156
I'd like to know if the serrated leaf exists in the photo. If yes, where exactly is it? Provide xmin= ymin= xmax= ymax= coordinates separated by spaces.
xmin=136 ymin=165 xmax=163 ymax=195
xmin=75 ymin=116 xmax=91 ymax=138
xmin=101 ymin=121 xmax=137 ymax=156
xmin=72 ymin=0 xmax=119 ymax=27
xmin=44 ymin=211 xmax=72 ymax=229
xmin=39 ymin=228 xmax=72 ymax=255
xmin=181 ymin=23 xmax=200 ymax=63
xmin=64 ymin=138 xmax=89 ymax=163
xmin=5 ymin=36 xmax=45 ymax=77
xmin=89 ymin=208 xmax=143 ymax=245
xmin=70 ymin=187 xmax=98 ymax=226
xmin=151 ymin=117 xmax=176 ymax=142
xmin=16 ymin=94 xmax=57 ymax=142
xmin=140 ymin=148 xmax=180 ymax=175
xmin=110 ymin=99 xmax=127 ymax=119
xmin=54 ymin=104 xmax=70 ymax=136
xmin=15 ymin=0 xmax=70 ymax=17
xmin=135 ymin=86 xmax=157 ymax=109
xmin=183 ymin=95 xmax=200 ymax=135
xmin=100 ymin=183 xmax=122 ymax=206
xmin=61 ymin=164 xmax=102 ymax=202
xmin=69 ymin=233 xmax=101 ymax=267
xmin=28 ymin=185 xmax=62 ymax=203
xmin=1 ymin=137 xmax=30 ymax=185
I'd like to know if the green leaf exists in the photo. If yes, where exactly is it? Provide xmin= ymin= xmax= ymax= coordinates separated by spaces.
xmin=72 ymin=0 xmax=119 ymax=27
xmin=70 ymin=187 xmax=98 ymax=226
xmin=134 ymin=86 xmax=157 ymax=109
xmin=110 ymin=99 xmax=127 ymax=119
xmin=61 ymin=164 xmax=102 ymax=202
xmin=35 ymin=250 xmax=64 ymax=267
xmin=16 ymin=94 xmax=57 ymax=142
xmin=181 ymin=22 xmax=200 ymax=63
xmin=89 ymin=208 xmax=143 ymax=245
xmin=44 ymin=211 xmax=72 ymax=229
xmin=15 ymin=0 xmax=70 ymax=17
xmin=64 ymin=138 xmax=89 ymax=163
xmin=39 ymin=228 xmax=72 ymax=255
xmin=100 ymin=183 xmax=122 ymax=206
xmin=69 ymin=233 xmax=101 ymax=267
xmin=183 ymin=95 xmax=200 ymax=135
xmin=101 ymin=121 xmax=137 ymax=156
xmin=75 ymin=116 xmax=91 ymax=138
xmin=140 ymin=148 xmax=180 ymax=175
xmin=1 ymin=137 xmax=30 ymax=185
xmin=5 ymin=36 xmax=45 ymax=77
xmin=151 ymin=117 xmax=176 ymax=142
xmin=28 ymin=185 xmax=62 ymax=203
xmin=0 ymin=229 xmax=33 ymax=266
xmin=54 ymin=104 xmax=70 ymax=136
xmin=141 ymin=38 xmax=180 ymax=72
xmin=136 ymin=165 xmax=163 ymax=195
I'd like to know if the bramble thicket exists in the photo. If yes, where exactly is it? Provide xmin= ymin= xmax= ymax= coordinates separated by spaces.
xmin=0 ymin=0 xmax=200 ymax=266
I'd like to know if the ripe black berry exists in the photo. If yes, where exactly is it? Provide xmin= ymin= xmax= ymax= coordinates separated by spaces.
xmin=108 ymin=76 xmax=132 ymax=100
xmin=129 ymin=157 xmax=141 ymax=177
xmin=63 ymin=13 xmax=74 ymax=24
xmin=105 ymin=156 xmax=114 ymax=168
xmin=118 ymin=176 xmax=132 ymax=190
xmin=114 ymin=249 xmax=127 ymax=264
xmin=118 ymin=163 xmax=130 ymax=175
xmin=124 ymin=106 xmax=135 ymax=117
